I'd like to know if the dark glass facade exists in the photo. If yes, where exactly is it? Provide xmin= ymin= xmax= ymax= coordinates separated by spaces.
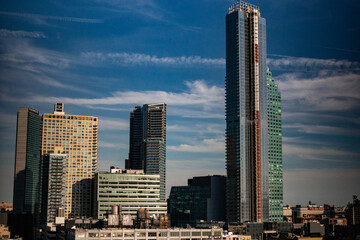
xmin=168 ymin=175 xmax=226 ymax=227
xmin=127 ymin=103 xmax=166 ymax=200
xmin=13 ymin=107 xmax=42 ymax=214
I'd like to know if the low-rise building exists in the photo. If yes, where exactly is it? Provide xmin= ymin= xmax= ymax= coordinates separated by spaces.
xmin=94 ymin=168 xmax=167 ymax=219
xmin=68 ymin=227 xmax=223 ymax=240
xmin=168 ymin=175 xmax=226 ymax=227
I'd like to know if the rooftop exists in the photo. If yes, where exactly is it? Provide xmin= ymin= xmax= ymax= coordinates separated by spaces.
xmin=228 ymin=1 xmax=259 ymax=14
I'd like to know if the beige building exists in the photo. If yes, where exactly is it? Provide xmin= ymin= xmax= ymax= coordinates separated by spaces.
xmin=71 ymin=227 xmax=223 ymax=240
xmin=41 ymin=103 xmax=98 ymax=218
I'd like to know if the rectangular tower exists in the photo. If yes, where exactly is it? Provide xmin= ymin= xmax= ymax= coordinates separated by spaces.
xmin=41 ymin=103 xmax=98 ymax=218
xmin=13 ymin=107 xmax=42 ymax=214
xmin=267 ymin=68 xmax=283 ymax=222
xmin=225 ymin=1 xmax=269 ymax=223
xmin=39 ymin=150 xmax=67 ymax=225
xmin=127 ymin=103 xmax=166 ymax=200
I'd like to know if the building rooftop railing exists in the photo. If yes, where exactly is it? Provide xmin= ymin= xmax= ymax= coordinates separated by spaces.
xmin=228 ymin=0 xmax=259 ymax=14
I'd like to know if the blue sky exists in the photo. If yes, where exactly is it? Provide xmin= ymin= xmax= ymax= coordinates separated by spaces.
xmin=0 ymin=0 xmax=359 ymax=206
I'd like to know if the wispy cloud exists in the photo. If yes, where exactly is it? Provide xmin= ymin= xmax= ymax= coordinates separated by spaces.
xmin=81 ymin=52 xmax=225 ymax=67
xmin=98 ymin=117 xmax=128 ymax=131
xmin=0 ymin=29 xmax=46 ymax=38
xmin=0 ymin=38 xmax=92 ymax=93
xmin=168 ymin=137 xmax=225 ymax=153
xmin=98 ymin=141 xmax=127 ymax=149
xmin=93 ymin=0 xmax=163 ymax=21
xmin=283 ymin=123 xmax=360 ymax=136
xmin=267 ymin=54 xmax=360 ymax=71
xmin=277 ymin=72 xmax=360 ymax=111
xmin=168 ymin=123 xmax=224 ymax=134
xmin=0 ymin=11 xmax=104 ymax=24
xmin=1 ymin=80 xmax=224 ymax=108
xmin=283 ymin=144 xmax=359 ymax=164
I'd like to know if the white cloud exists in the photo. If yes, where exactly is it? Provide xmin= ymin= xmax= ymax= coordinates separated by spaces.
xmin=81 ymin=52 xmax=225 ymax=66
xmin=0 ymin=29 xmax=46 ymax=38
xmin=267 ymin=54 xmax=359 ymax=70
xmin=168 ymin=137 xmax=225 ymax=153
xmin=1 ymin=80 xmax=225 ymax=109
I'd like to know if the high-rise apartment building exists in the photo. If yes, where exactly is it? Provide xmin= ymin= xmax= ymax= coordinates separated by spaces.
xmin=127 ymin=103 xmax=166 ymax=200
xmin=41 ymin=103 xmax=98 ymax=218
xmin=39 ymin=150 xmax=67 ymax=225
xmin=94 ymin=168 xmax=167 ymax=219
xmin=13 ymin=107 xmax=42 ymax=214
xmin=267 ymin=69 xmax=283 ymax=222
xmin=225 ymin=1 xmax=269 ymax=223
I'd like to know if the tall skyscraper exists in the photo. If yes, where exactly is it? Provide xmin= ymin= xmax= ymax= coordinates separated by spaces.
xmin=225 ymin=1 xmax=269 ymax=223
xmin=267 ymin=69 xmax=283 ymax=222
xmin=13 ymin=107 xmax=42 ymax=214
xmin=127 ymin=103 xmax=166 ymax=200
xmin=41 ymin=103 xmax=98 ymax=218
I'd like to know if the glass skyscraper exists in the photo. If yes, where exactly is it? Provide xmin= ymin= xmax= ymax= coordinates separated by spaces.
xmin=267 ymin=68 xmax=283 ymax=222
xmin=127 ymin=103 xmax=167 ymax=200
xmin=225 ymin=1 xmax=269 ymax=223
xmin=13 ymin=107 xmax=42 ymax=214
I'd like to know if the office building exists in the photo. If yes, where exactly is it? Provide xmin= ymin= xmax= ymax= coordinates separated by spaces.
xmin=94 ymin=168 xmax=167 ymax=219
xmin=267 ymin=69 xmax=283 ymax=222
xmin=39 ymin=150 xmax=67 ymax=225
xmin=41 ymin=103 xmax=98 ymax=218
xmin=13 ymin=107 xmax=42 ymax=214
xmin=127 ymin=103 xmax=166 ymax=200
xmin=168 ymin=175 xmax=226 ymax=227
xmin=225 ymin=1 xmax=269 ymax=223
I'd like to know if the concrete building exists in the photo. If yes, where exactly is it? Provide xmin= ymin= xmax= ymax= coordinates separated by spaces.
xmin=68 ymin=227 xmax=223 ymax=240
xmin=293 ymin=204 xmax=326 ymax=223
xmin=127 ymin=103 xmax=166 ymax=200
xmin=225 ymin=1 xmax=269 ymax=223
xmin=13 ymin=107 xmax=42 ymax=214
xmin=168 ymin=175 xmax=226 ymax=227
xmin=41 ymin=103 xmax=98 ymax=218
xmin=94 ymin=168 xmax=167 ymax=219
xmin=39 ymin=150 xmax=67 ymax=225
xmin=267 ymin=69 xmax=283 ymax=222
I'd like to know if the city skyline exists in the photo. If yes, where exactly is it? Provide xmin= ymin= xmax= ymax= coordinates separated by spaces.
xmin=0 ymin=0 xmax=360 ymax=207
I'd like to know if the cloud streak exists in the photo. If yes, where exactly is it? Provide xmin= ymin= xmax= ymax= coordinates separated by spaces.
xmin=168 ymin=137 xmax=225 ymax=153
xmin=1 ymin=80 xmax=225 ymax=109
xmin=0 ymin=11 xmax=104 ymax=24
xmin=81 ymin=52 xmax=225 ymax=67
xmin=0 ymin=29 xmax=46 ymax=38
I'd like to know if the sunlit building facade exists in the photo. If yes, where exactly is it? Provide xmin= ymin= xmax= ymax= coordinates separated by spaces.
xmin=94 ymin=169 xmax=167 ymax=219
xmin=41 ymin=103 xmax=98 ymax=218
